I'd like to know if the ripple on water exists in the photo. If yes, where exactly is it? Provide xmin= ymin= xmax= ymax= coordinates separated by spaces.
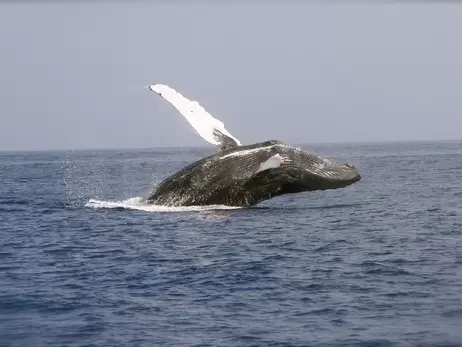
xmin=2 ymin=143 xmax=462 ymax=346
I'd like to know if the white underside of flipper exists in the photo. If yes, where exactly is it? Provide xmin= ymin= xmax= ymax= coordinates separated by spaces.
xmin=149 ymin=84 xmax=241 ymax=149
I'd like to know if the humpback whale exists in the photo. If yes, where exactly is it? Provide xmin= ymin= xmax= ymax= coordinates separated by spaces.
xmin=146 ymin=84 xmax=360 ymax=207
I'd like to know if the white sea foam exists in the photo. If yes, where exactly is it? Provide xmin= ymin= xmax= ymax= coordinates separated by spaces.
xmin=85 ymin=197 xmax=241 ymax=212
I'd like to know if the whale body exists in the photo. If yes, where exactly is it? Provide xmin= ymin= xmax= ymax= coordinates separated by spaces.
xmin=146 ymin=84 xmax=360 ymax=207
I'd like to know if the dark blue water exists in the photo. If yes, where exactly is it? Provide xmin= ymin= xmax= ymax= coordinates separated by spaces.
xmin=1 ymin=141 xmax=461 ymax=347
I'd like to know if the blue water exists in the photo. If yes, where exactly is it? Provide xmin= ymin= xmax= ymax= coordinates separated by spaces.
xmin=1 ymin=141 xmax=461 ymax=347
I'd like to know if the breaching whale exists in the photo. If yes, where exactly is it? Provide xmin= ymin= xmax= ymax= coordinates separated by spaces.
xmin=145 ymin=84 xmax=360 ymax=207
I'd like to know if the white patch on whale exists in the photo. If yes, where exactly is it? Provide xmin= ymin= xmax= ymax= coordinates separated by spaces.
xmin=219 ymin=142 xmax=294 ymax=160
xmin=220 ymin=145 xmax=276 ymax=159
xmin=149 ymin=84 xmax=241 ymax=148
xmin=256 ymin=154 xmax=290 ymax=173
xmin=313 ymin=162 xmax=326 ymax=170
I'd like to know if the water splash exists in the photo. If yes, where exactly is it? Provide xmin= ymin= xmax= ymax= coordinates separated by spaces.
xmin=85 ymin=197 xmax=242 ymax=212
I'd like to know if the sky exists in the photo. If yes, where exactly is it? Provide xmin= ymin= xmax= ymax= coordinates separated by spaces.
xmin=0 ymin=2 xmax=461 ymax=151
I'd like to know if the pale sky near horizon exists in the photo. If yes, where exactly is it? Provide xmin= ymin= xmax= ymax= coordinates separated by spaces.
xmin=0 ymin=2 xmax=461 ymax=151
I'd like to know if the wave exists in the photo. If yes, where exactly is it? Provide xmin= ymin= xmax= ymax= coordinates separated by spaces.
xmin=85 ymin=197 xmax=242 ymax=212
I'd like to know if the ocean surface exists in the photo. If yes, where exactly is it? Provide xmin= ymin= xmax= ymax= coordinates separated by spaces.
xmin=1 ymin=141 xmax=461 ymax=347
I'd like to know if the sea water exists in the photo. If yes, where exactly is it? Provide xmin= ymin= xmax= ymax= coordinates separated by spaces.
xmin=1 ymin=141 xmax=461 ymax=346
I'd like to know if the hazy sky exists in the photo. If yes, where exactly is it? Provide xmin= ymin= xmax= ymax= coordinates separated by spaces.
xmin=1 ymin=2 xmax=461 ymax=151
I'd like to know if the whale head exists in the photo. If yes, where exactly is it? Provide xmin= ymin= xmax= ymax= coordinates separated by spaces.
xmin=235 ymin=141 xmax=361 ymax=205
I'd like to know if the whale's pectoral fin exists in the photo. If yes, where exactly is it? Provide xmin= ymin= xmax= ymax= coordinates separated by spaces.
xmin=213 ymin=129 xmax=240 ymax=151
xmin=149 ymin=84 xmax=242 ymax=150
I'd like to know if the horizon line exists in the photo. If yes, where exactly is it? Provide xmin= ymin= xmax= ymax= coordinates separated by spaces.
xmin=1 ymin=137 xmax=461 ymax=154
